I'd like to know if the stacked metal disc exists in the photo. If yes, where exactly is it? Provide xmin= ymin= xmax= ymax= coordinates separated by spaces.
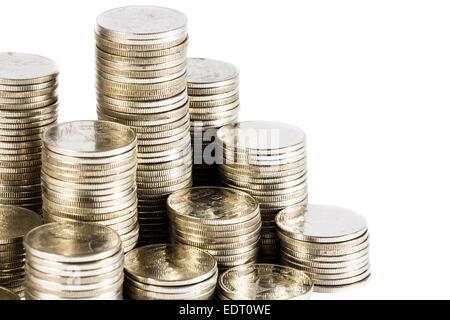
xmin=0 ymin=52 xmax=59 ymax=213
xmin=218 ymin=264 xmax=313 ymax=300
xmin=0 ymin=205 xmax=42 ymax=298
xmin=124 ymin=244 xmax=218 ymax=300
xmin=217 ymin=121 xmax=308 ymax=261
xmin=167 ymin=187 xmax=261 ymax=271
xmin=41 ymin=121 xmax=139 ymax=252
xmin=187 ymin=58 xmax=240 ymax=186
xmin=275 ymin=204 xmax=370 ymax=293
xmin=0 ymin=286 xmax=20 ymax=300
xmin=95 ymin=6 xmax=192 ymax=245
xmin=24 ymin=222 xmax=124 ymax=300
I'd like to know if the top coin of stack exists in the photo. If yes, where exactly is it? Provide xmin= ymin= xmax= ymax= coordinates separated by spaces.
xmin=0 ymin=52 xmax=59 ymax=213
xmin=167 ymin=187 xmax=261 ymax=271
xmin=275 ymin=204 xmax=370 ymax=293
xmin=95 ymin=6 xmax=192 ymax=245
xmin=41 ymin=121 xmax=139 ymax=252
xmin=0 ymin=205 xmax=43 ymax=298
xmin=217 ymin=121 xmax=308 ymax=261
xmin=24 ymin=222 xmax=124 ymax=300
xmin=0 ymin=286 xmax=20 ymax=300
xmin=187 ymin=58 xmax=240 ymax=186
xmin=124 ymin=244 xmax=218 ymax=300
xmin=218 ymin=264 xmax=313 ymax=300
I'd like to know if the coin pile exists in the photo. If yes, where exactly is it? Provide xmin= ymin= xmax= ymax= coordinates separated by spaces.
xmin=167 ymin=187 xmax=261 ymax=271
xmin=218 ymin=264 xmax=313 ymax=300
xmin=24 ymin=222 xmax=124 ymax=300
xmin=217 ymin=121 xmax=308 ymax=261
xmin=0 ymin=205 xmax=42 ymax=298
xmin=124 ymin=244 xmax=217 ymax=300
xmin=95 ymin=6 xmax=192 ymax=245
xmin=275 ymin=204 xmax=370 ymax=293
xmin=0 ymin=52 xmax=59 ymax=213
xmin=187 ymin=58 xmax=240 ymax=186
xmin=0 ymin=286 xmax=20 ymax=300
xmin=41 ymin=121 xmax=139 ymax=252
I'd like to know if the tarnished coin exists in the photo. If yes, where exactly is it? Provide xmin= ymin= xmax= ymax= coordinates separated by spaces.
xmin=0 ymin=206 xmax=42 ymax=244
xmin=218 ymin=264 xmax=313 ymax=300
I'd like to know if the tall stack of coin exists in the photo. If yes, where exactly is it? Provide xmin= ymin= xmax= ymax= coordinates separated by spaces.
xmin=41 ymin=121 xmax=139 ymax=252
xmin=0 ymin=205 xmax=42 ymax=298
xmin=0 ymin=52 xmax=59 ymax=213
xmin=167 ymin=187 xmax=261 ymax=271
xmin=124 ymin=244 xmax=217 ymax=300
xmin=275 ymin=204 xmax=370 ymax=293
xmin=95 ymin=6 xmax=192 ymax=245
xmin=217 ymin=121 xmax=307 ymax=261
xmin=0 ymin=286 xmax=20 ymax=300
xmin=187 ymin=58 xmax=240 ymax=186
xmin=24 ymin=222 xmax=124 ymax=300
xmin=218 ymin=264 xmax=313 ymax=300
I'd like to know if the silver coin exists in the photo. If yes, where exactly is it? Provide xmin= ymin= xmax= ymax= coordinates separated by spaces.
xmin=124 ymin=244 xmax=217 ymax=286
xmin=275 ymin=204 xmax=367 ymax=243
xmin=0 ymin=52 xmax=59 ymax=85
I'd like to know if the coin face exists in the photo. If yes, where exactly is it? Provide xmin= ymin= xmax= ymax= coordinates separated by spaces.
xmin=187 ymin=58 xmax=239 ymax=85
xmin=24 ymin=222 xmax=122 ymax=262
xmin=0 ymin=206 xmax=42 ymax=242
xmin=217 ymin=121 xmax=306 ymax=153
xmin=167 ymin=187 xmax=259 ymax=224
xmin=96 ymin=6 xmax=187 ymax=36
xmin=124 ymin=244 xmax=216 ymax=286
xmin=276 ymin=204 xmax=367 ymax=243
xmin=0 ymin=52 xmax=59 ymax=83
xmin=43 ymin=120 xmax=136 ymax=157
xmin=0 ymin=286 xmax=20 ymax=300
xmin=219 ymin=264 xmax=313 ymax=300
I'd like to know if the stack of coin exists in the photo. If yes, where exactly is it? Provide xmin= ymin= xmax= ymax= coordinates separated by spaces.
xmin=275 ymin=204 xmax=370 ymax=293
xmin=41 ymin=121 xmax=139 ymax=252
xmin=0 ymin=52 xmax=59 ymax=213
xmin=0 ymin=205 xmax=42 ymax=298
xmin=95 ymin=6 xmax=192 ymax=245
xmin=187 ymin=58 xmax=240 ymax=186
xmin=124 ymin=244 xmax=217 ymax=300
xmin=167 ymin=187 xmax=261 ymax=271
xmin=218 ymin=264 xmax=313 ymax=300
xmin=24 ymin=222 xmax=124 ymax=300
xmin=0 ymin=286 xmax=20 ymax=300
xmin=217 ymin=121 xmax=307 ymax=261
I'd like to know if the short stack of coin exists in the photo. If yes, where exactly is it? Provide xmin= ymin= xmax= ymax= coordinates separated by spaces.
xmin=0 ymin=205 xmax=42 ymax=298
xmin=95 ymin=6 xmax=192 ymax=245
xmin=187 ymin=58 xmax=240 ymax=186
xmin=218 ymin=264 xmax=313 ymax=300
xmin=167 ymin=187 xmax=261 ymax=271
xmin=0 ymin=286 xmax=20 ymax=300
xmin=217 ymin=121 xmax=308 ymax=262
xmin=0 ymin=52 xmax=59 ymax=213
xmin=124 ymin=244 xmax=217 ymax=300
xmin=41 ymin=121 xmax=139 ymax=252
xmin=275 ymin=204 xmax=370 ymax=293
xmin=24 ymin=222 xmax=124 ymax=300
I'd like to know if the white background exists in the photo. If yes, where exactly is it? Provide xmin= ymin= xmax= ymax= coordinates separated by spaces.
xmin=1 ymin=0 xmax=449 ymax=300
